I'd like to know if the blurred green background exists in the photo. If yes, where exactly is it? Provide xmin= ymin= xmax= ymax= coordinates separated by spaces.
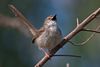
xmin=0 ymin=0 xmax=100 ymax=67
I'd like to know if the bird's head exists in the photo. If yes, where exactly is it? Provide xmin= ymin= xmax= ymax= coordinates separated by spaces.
xmin=44 ymin=15 xmax=57 ymax=29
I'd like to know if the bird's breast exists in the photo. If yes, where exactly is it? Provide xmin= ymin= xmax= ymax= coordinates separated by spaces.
xmin=35 ymin=27 xmax=62 ymax=49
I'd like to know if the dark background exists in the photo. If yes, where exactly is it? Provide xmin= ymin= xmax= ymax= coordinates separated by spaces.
xmin=0 ymin=0 xmax=100 ymax=67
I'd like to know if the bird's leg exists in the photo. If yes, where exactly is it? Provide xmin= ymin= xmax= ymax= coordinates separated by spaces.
xmin=40 ymin=48 xmax=50 ymax=58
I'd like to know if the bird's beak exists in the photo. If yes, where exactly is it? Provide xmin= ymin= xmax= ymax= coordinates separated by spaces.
xmin=52 ymin=15 xmax=56 ymax=20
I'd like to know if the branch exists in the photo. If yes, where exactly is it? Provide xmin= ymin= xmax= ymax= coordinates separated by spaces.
xmin=82 ymin=28 xmax=100 ymax=33
xmin=76 ymin=18 xmax=80 ymax=26
xmin=68 ymin=24 xmax=100 ymax=46
xmin=54 ymin=54 xmax=81 ymax=57
xmin=35 ymin=8 xmax=100 ymax=67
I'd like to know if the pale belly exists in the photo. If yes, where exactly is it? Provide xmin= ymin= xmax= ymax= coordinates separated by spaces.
xmin=35 ymin=30 xmax=62 ymax=50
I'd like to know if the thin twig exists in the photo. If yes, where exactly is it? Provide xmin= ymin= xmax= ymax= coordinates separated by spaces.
xmin=68 ymin=24 xmax=100 ymax=46
xmin=35 ymin=8 xmax=100 ymax=67
xmin=76 ymin=18 xmax=79 ymax=26
xmin=80 ymin=25 xmax=100 ymax=45
xmin=54 ymin=54 xmax=81 ymax=57
xmin=82 ymin=28 xmax=100 ymax=33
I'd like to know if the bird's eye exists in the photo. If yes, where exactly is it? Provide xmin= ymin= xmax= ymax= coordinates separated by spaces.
xmin=47 ymin=16 xmax=53 ymax=20
xmin=47 ymin=17 xmax=51 ymax=20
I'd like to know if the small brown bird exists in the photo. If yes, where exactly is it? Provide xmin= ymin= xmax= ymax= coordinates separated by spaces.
xmin=33 ymin=15 xmax=62 ymax=57
xmin=0 ymin=15 xmax=62 ymax=57
xmin=0 ymin=5 xmax=62 ymax=57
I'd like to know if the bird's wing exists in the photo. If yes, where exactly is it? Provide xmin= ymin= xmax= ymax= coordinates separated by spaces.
xmin=0 ymin=15 xmax=36 ymax=38
xmin=32 ymin=26 xmax=45 ymax=43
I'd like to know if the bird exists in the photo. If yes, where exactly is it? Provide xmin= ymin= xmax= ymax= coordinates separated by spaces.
xmin=0 ymin=5 xmax=62 ymax=57
xmin=33 ymin=15 xmax=62 ymax=57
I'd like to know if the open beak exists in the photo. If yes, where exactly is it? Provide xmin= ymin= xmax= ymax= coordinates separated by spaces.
xmin=52 ymin=15 xmax=56 ymax=20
